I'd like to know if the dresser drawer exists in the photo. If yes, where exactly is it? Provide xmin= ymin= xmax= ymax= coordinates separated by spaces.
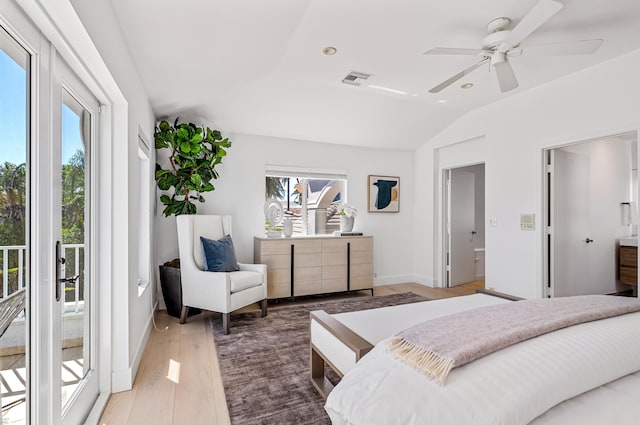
xmin=348 ymin=237 xmax=373 ymax=252
xmin=267 ymin=279 xmax=291 ymax=298
xmin=261 ymin=254 xmax=290 ymax=270
xmin=620 ymin=246 xmax=637 ymax=267
xmin=257 ymin=239 xmax=291 ymax=255
xmin=620 ymin=266 xmax=638 ymax=286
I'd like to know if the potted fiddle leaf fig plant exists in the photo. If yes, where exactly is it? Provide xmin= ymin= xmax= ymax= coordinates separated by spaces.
xmin=155 ymin=118 xmax=231 ymax=318
xmin=154 ymin=118 xmax=231 ymax=216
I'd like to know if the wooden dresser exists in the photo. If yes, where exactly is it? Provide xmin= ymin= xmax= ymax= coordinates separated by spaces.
xmin=619 ymin=245 xmax=638 ymax=288
xmin=254 ymin=236 xmax=374 ymax=299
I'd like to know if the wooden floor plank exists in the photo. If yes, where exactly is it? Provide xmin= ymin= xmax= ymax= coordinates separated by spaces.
xmin=98 ymin=281 xmax=483 ymax=424
xmin=206 ymin=318 xmax=232 ymax=425
xmin=97 ymin=390 xmax=137 ymax=425
xmin=172 ymin=318 xmax=220 ymax=425
xmin=123 ymin=313 xmax=181 ymax=425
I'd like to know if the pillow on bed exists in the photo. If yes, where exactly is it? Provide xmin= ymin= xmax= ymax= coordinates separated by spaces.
xmin=200 ymin=234 xmax=240 ymax=272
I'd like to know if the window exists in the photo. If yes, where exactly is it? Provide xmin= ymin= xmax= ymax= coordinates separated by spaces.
xmin=137 ymin=135 xmax=151 ymax=295
xmin=265 ymin=166 xmax=347 ymax=236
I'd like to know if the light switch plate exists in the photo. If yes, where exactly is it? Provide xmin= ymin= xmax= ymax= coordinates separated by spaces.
xmin=488 ymin=217 xmax=497 ymax=227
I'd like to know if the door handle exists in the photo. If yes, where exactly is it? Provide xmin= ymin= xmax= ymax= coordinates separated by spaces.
xmin=585 ymin=238 xmax=594 ymax=244
xmin=60 ymin=275 xmax=80 ymax=285
xmin=55 ymin=241 xmax=80 ymax=302
xmin=56 ymin=241 xmax=63 ymax=302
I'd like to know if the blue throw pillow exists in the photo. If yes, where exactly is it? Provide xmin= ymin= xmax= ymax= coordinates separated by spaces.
xmin=200 ymin=234 xmax=240 ymax=272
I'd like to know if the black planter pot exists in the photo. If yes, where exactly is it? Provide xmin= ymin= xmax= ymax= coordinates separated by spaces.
xmin=159 ymin=264 xmax=201 ymax=318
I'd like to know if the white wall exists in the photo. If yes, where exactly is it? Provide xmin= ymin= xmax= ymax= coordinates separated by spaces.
xmin=414 ymin=49 xmax=640 ymax=299
xmin=155 ymin=133 xmax=415 ymax=285
xmin=70 ymin=0 xmax=156 ymax=391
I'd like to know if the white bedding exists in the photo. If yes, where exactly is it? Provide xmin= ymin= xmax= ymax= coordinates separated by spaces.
xmin=311 ymin=294 xmax=510 ymax=376
xmin=332 ymin=293 xmax=510 ymax=345
xmin=325 ymin=310 xmax=640 ymax=425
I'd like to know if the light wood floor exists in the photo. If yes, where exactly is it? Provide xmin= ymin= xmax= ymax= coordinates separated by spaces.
xmin=98 ymin=281 xmax=484 ymax=425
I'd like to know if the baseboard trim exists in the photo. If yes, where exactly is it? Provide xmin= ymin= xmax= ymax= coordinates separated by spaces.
xmin=373 ymin=274 xmax=414 ymax=286
xmin=131 ymin=300 xmax=157 ymax=384
xmin=111 ymin=367 xmax=133 ymax=393
xmin=112 ymin=300 xmax=157 ymax=393
xmin=411 ymin=274 xmax=438 ymax=287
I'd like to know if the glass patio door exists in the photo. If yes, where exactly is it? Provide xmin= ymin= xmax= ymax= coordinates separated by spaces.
xmin=0 ymin=23 xmax=30 ymax=425
xmin=54 ymin=56 xmax=99 ymax=425
xmin=1 ymin=12 xmax=101 ymax=423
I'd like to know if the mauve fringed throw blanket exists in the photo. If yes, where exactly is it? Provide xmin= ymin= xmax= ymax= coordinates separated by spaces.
xmin=388 ymin=295 xmax=640 ymax=385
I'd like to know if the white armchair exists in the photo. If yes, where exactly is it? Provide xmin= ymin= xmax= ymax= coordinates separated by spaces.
xmin=176 ymin=214 xmax=267 ymax=334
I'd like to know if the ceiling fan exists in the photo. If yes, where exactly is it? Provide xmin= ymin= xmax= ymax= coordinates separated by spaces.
xmin=424 ymin=0 xmax=603 ymax=93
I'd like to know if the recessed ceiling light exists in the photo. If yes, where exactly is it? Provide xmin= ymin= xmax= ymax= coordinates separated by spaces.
xmin=322 ymin=46 xmax=337 ymax=55
xmin=367 ymin=84 xmax=407 ymax=95
xmin=437 ymin=99 xmax=447 ymax=104
xmin=461 ymin=83 xmax=474 ymax=89
xmin=411 ymin=94 xmax=418 ymax=97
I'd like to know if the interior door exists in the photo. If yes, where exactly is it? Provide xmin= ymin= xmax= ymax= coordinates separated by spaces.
xmin=51 ymin=55 xmax=99 ymax=425
xmin=447 ymin=169 xmax=476 ymax=286
xmin=550 ymin=149 xmax=591 ymax=297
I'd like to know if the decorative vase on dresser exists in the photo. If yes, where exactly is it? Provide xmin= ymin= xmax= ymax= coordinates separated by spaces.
xmin=340 ymin=215 xmax=354 ymax=232
xmin=283 ymin=218 xmax=293 ymax=237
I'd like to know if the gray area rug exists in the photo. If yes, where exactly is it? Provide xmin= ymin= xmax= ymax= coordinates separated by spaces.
xmin=211 ymin=292 xmax=428 ymax=425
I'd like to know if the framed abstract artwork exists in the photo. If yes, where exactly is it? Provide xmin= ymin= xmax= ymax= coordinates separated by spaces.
xmin=368 ymin=175 xmax=400 ymax=213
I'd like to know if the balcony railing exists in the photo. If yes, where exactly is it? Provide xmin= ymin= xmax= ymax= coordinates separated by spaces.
xmin=0 ymin=244 xmax=85 ymax=312
xmin=1 ymin=245 xmax=25 ymax=301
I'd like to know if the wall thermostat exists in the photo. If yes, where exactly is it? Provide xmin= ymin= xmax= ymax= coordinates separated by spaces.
xmin=520 ymin=213 xmax=535 ymax=230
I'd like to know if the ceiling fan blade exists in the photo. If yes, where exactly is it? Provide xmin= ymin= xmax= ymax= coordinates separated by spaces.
xmin=523 ymin=39 xmax=604 ymax=55
xmin=494 ymin=60 xmax=519 ymax=92
xmin=507 ymin=0 xmax=563 ymax=48
xmin=424 ymin=47 xmax=490 ymax=56
xmin=428 ymin=57 xmax=490 ymax=93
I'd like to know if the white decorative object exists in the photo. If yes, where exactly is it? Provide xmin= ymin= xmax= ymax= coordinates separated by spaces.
xmin=338 ymin=202 xmax=357 ymax=233
xmin=340 ymin=216 xmax=355 ymax=232
xmin=264 ymin=199 xmax=284 ymax=237
xmin=283 ymin=218 xmax=293 ymax=237
xmin=264 ymin=199 xmax=284 ymax=226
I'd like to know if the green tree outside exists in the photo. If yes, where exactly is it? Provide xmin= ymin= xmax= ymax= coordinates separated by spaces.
xmin=0 ymin=150 xmax=85 ymax=296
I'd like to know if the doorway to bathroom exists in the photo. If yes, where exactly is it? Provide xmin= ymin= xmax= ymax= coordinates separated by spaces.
xmin=444 ymin=164 xmax=485 ymax=287
xmin=543 ymin=132 xmax=639 ymax=298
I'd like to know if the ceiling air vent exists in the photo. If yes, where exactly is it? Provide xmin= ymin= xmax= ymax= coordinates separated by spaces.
xmin=342 ymin=71 xmax=373 ymax=86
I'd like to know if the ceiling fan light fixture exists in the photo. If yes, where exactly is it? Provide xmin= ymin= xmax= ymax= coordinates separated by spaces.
xmin=461 ymin=83 xmax=474 ymax=89
xmin=491 ymin=52 xmax=507 ymax=66
xmin=322 ymin=46 xmax=337 ymax=55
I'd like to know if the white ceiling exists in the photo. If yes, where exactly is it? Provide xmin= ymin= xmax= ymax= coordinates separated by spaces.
xmin=109 ymin=0 xmax=640 ymax=150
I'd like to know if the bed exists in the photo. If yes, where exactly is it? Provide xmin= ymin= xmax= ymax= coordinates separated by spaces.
xmin=310 ymin=290 xmax=640 ymax=424
xmin=309 ymin=290 xmax=517 ymax=397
